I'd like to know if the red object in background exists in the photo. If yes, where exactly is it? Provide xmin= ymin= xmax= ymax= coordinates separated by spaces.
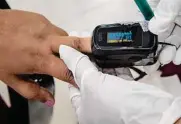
xmin=160 ymin=62 xmax=181 ymax=81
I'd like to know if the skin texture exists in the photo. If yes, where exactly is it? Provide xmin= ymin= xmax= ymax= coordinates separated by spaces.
xmin=176 ymin=118 xmax=181 ymax=124
xmin=0 ymin=10 xmax=91 ymax=105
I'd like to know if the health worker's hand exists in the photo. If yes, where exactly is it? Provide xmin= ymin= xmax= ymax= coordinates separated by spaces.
xmin=145 ymin=0 xmax=181 ymax=73
xmin=59 ymin=45 xmax=181 ymax=124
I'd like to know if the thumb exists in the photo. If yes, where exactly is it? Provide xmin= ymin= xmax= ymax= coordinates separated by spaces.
xmin=59 ymin=45 xmax=98 ymax=88
xmin=149 ymin=0 xmax=181 ymax=34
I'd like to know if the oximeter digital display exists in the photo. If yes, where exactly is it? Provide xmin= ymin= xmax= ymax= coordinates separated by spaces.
xmin=107 ymin=32 xmax=133 ymax=44
xmin=91 ymin=23 xmax=158 ymax=68
xmin=96 ymin=24 xmax=144 ymax=47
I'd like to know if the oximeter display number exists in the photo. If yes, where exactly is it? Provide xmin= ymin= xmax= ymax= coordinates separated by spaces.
xmin=96 ymin=25 xmax=143 ymax=47
xmin=107 ymin=31 xmax=133 ymax=43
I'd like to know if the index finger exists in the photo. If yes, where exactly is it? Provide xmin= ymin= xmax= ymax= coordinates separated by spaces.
xmin=48 ymin=36 xmax=92 ymax=53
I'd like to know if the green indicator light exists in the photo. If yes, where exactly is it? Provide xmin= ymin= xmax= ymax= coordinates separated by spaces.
xmin=134 ymin=0 xmax=154 ymax=21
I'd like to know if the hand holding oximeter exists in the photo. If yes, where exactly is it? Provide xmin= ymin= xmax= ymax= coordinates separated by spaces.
xmin=91 ymin=0 xmax=179 ymax=68
xmin=90 ymin=0 xmax=157 ymax=68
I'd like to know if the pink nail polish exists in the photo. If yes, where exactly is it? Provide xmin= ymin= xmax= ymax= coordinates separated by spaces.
xmin=45 ymin=100 xmax=54 ymax=107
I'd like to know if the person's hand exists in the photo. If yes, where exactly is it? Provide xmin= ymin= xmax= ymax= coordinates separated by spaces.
xmin=0 ymin=10 xmax=91 ymax=106
xmin=144 ymin=0 xmax=181 ymax=73
xmin=59 ymin=45 xmax=181 ymax=124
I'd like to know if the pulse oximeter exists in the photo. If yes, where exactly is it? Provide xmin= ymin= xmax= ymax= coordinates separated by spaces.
xmin=91 ymin=23 xmax=158 ymax=68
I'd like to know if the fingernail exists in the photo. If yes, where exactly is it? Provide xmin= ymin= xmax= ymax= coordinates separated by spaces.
xmin=45 ymin=100 xmax=55 ymax=107
xmin=69 ymin=79 xmax=79 ymax=88
xmin=67 ymin=70 xmax=75 ymax=83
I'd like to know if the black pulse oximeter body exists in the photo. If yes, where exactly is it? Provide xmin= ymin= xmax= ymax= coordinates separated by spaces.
xmin=92 ymin=23 xmax=158 ymax=68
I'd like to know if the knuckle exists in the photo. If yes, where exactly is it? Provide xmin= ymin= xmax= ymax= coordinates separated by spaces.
xmin=37 ymin=56 xmax=56 ymax=74
xmin=45 ymin=36 xmax=57 ymax=49
xmin=29 ymin=48 xmax=48 ymax=73
xmin=61 ymin=30 xmax=69 ymax=36
xmin=24 ymin=83 xmax=40 ymax=100
xmin=26 ymin=51 xmax=40 ymax=73
xmin=45 ymin=35 xmax=53 ymax=44
xmin=27 ymin=60 xmax=40 ymax=74
xmin=38 ymin=14 xmax=50 ymax=23
xmin=44 ymin=58 xmax=54 ymax=70
xmin=37 ymin=58 xmax=49 ymax=73
xmin=72 ymin=37 xmax=82 ymax=51
xmin=40 ymin=87 xmax=52 ymax=98
xmin=27 ymin=66 xmax=38 ymax=74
